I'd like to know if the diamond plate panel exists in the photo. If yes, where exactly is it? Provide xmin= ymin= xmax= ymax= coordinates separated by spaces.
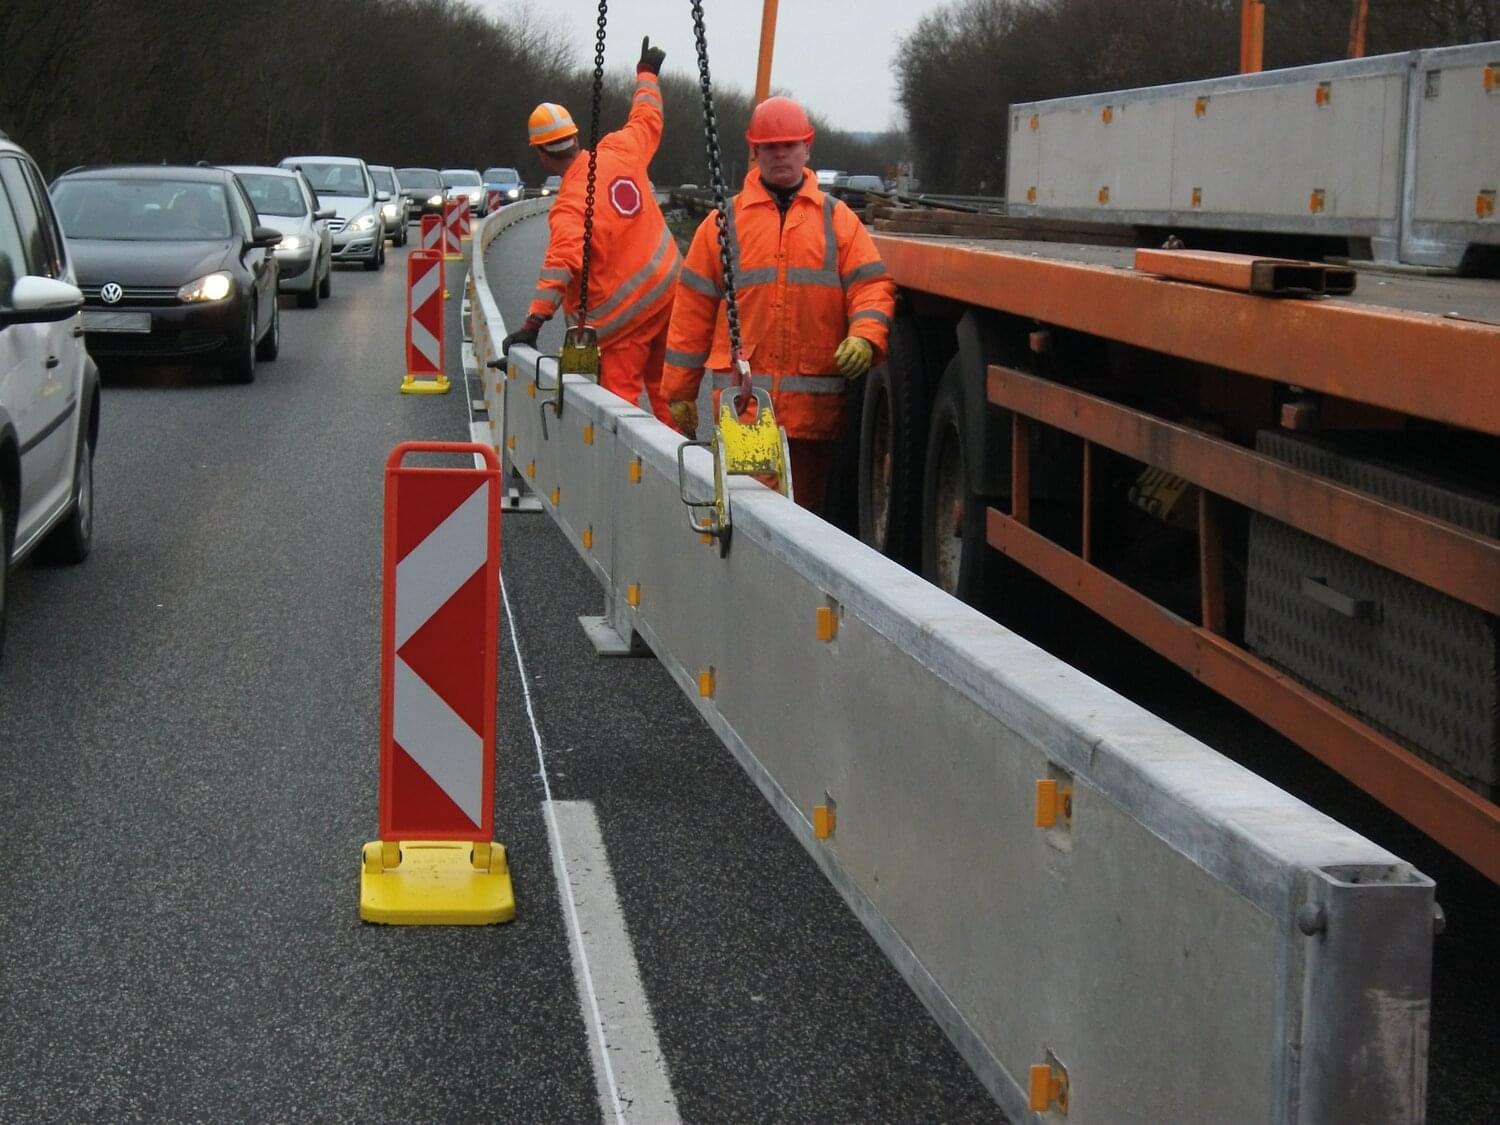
xmin=1244 ymin=430 xmax=1499 ymax=795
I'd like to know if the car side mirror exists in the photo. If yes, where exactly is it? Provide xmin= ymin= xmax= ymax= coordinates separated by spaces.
xmin=0 ymin=275 xmax=85 ymax=326
xmin=375 ymin=191 xmax=391 ymax=203
xmin=249 ymin=225 xmax=283 ymax=249
xmin=314 ymin=207 xmax=335 ymax=220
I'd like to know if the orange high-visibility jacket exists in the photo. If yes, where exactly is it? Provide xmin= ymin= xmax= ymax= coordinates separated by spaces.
xmin=661 ymin=168 xmax=895 ymax=440
xmin=527 ymin=70 xmax=680 ymax=343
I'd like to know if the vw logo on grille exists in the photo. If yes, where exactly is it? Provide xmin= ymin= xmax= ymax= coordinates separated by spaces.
xmin=100 ymin=283 xmax=124 ymax=305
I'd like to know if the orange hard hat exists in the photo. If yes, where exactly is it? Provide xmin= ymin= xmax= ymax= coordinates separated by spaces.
xmin=746 ymin=96 xmax=814 ymax=145
xmin=528 ymin=102 xmax=578 ymax=150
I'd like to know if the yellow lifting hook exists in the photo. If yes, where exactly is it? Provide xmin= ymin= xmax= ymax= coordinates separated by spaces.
xmin=536 ymin=325 xmax=601 ymax=439
xmin=677 ymin=365 xmax=794 ymax=557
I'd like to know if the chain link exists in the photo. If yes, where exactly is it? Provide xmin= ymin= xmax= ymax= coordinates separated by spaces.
xmin=576 ymin=0 xmax=608 ymax=328
xmin=690 ymin=0 xmax=748 ymax=394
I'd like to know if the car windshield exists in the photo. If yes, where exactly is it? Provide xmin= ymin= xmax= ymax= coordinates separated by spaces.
xmin=236 ymin=173 xmax=306 ymax=217
xmin=544 ymin=176 xmax=561 ymax=188
xmin=371 ymin=168 xmax=396 ymax=192
xmin=293 ymin=162 xmax=368 ymax=197
xmin=483 ymin=168 xmax=520 ymax=183
xmin=398 ymin=168 xmax=441 ymax=190
xmin=52 ymin=178 xmax=232 ymax=241
xmin=442 ymin=171 xmax=481 ymax=187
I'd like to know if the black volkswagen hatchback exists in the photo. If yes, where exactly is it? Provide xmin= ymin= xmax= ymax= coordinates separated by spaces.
xmin=49 ymin=165 xmax=282 ymax=382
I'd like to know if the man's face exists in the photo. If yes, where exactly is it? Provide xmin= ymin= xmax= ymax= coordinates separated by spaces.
xmin=754 ymin=140 xmax=810 ymax=188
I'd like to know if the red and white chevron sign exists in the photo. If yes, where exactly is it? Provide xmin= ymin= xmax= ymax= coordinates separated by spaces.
xmin=405 ymin=249 xmax=444 ymax=379
xmin=379 ymin=442 xmax=501 ymax=841
xmin=442 ymin=199 xmax=464 ymax=257
xmin=486 ymin=189 xmax=502 ymax=213
xmin=420 ymin=213 xmax=443 ymax=253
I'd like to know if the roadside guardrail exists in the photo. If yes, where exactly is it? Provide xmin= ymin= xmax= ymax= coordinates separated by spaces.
xmin=468 ymin=204 xmax=1437 ymax=1123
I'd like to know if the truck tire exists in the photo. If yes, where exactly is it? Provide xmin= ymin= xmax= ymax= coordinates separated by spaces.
xmin=921 ymin=359 xmax=990 ymax=606
xmin=858 ymin=321 xmax=930 ymax=566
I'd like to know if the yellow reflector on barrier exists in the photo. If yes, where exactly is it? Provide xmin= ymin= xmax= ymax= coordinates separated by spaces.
xmin=698 ymin=669 xmax=715 ymax=698
xmin=626 ymin=584 xmax=641 ymax=608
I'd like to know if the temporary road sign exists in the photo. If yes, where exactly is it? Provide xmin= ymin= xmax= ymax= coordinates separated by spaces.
xmin=442 ymin=199 xmax=464 ymax=260
xmin=402 ymin=249 xmax=449 ymax=395
xmin=360 ymin=441 xmax=514 ymax=924
xmin=419 ymin=215 xmax=450 ymax=299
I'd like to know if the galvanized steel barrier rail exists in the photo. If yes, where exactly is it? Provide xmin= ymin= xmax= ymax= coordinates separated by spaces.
xmin=469 ymin=206 xmax=1437 ymax=1123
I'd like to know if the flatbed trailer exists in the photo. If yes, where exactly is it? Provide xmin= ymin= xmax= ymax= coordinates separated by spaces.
xmin=860 ymin=228 xmax=1500 ymax=882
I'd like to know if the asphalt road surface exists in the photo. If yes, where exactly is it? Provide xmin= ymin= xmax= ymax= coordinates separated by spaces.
xmin=0 ymin=233 xmax=1000 ymax=1122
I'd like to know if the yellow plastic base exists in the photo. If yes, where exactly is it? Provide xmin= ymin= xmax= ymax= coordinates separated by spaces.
xmin=359 ymin=840 xmax=516 ymax=925
xmin=401 ymin=374 xmax=451 ymax=394
xmin=444 ymin=253 xmax=462 ymax=262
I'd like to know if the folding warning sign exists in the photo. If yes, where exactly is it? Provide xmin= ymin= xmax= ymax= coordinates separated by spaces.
xmin=360 ymin=441 xmax=514 ymax=925
xmin=442 ymin=199 xmax=464 ymax=260
xmin=459 ymin=204 xmax=472 ymax=241
xmin=401 ymin=250 xmax=449 ymax=395
xmin=419 ymin=215 xmax=450 ymax=300
xmin=486 ymin=189 xmax=503 ymax=213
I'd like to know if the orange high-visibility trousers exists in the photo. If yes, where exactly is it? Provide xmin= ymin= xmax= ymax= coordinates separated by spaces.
xmin=600 ymin=297 xmax=674 ymax=426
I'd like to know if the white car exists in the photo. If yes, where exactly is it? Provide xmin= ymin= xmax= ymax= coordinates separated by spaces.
xmin=0 ymin=133 xmax=99 ymax=659
xmin=226 ymin=165 xmax=334 ymax=307
xmin=278 ymin=155 xmax=388 ymax=271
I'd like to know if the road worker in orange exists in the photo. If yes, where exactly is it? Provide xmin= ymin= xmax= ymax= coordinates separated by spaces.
xmin=502 ymin=37 xmax=681 ymax=425
xmin=662 ymin=96 xmax=896 ymax=514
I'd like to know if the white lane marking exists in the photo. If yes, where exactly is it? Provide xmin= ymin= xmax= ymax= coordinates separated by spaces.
xmin=502 ymin=578 xmax=681 ymax=1125
xmin=551 ymin=800 xmax=682 ymax=1123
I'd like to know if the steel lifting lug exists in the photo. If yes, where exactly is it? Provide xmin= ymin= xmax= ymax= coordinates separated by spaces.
xmin=677 ymin=435 xmax=731 ymax=556
xmin=533 ymin=352 xmax=565 ymax=439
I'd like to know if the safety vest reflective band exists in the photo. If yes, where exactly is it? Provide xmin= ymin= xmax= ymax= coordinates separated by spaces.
xmin=711 ymin=371 xmax=846 ymax=394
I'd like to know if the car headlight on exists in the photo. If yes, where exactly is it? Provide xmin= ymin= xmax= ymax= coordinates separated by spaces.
xmin=349 ymin=213 xmax=378 ymax=233
xmin=381 ymin=203 xmax=398 ymax=220
xmin=540 ymin=187 xmax=551 ymax=196
xmin=427 ymin=194 xmax=443 ymax=207
xmin=178 ymin=271 xmax=234 ymax=302
xmin=276 ymin=234 xmax=308 ymax=253
xmin=506 ymin=188 xmax=520 ymax=199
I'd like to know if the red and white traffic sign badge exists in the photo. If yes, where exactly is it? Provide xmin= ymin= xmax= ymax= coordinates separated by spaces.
xmin=487 ymin=189 xmax=502 ymax=213
xmin=442 ymin=199 xmax=464 ymax=259
xmin=609 ymin=176 xmax=643 ymax=217
xmin=459 ymin=205 xmax=472 ymax=241
xmin=402 ymin=249 xmax=448 ymax=393
xmin=362 ymin=442 xmax=514 ymax=925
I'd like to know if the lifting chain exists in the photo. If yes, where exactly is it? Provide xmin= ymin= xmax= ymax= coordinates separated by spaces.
xmin=556 ymin=0 xmax=605 ymax=385
xmin=689 ymin=0 xmax=752 ymax=406
xmin=576 ymin=0 xmax=607 ymax=329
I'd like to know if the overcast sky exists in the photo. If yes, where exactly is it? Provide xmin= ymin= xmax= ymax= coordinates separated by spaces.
xmin=479 ymin=0 xmax=952 ymax=133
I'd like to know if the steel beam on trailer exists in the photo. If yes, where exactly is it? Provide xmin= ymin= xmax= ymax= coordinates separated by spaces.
xmin=986 ymin=508 xmax=1500 ymax=885
xmin=873 ymin=234 xmax=1500 ymax=438
xmin=986 ymin=365 xmax=1500 ymax=616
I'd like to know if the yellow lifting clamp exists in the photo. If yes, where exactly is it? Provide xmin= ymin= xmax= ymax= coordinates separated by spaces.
xmin=535 ymin=326 xmax=601 ymax=440
xmin=677 ymin=370 xmax=793 ymax=557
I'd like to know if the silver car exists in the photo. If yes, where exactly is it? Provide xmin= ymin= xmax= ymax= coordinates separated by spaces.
xmin=226 ymin=165 xmax=333 ymax=307
xmin=278 ymin=155 xmax=387 ymax=271
xmin=368 ymin=164 xmax=409 ymax=246
xmin=440 ymin=168 xmax=486 ymax=216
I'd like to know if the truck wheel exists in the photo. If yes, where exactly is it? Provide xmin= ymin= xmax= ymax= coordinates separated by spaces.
xmin=858 ymin=322 xmax=929 ymax=567
xmin=921 ymin=361 xmax=990 ymax=605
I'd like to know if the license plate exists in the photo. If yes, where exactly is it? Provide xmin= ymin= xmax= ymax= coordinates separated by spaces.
xmin=83 ymin=310 xmax=151 ymax=334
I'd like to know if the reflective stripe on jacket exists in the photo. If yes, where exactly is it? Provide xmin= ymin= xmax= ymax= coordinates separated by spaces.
xmin=661 ymin=168 xmax=895 ymax=440
xmin=527 ymin=70 xmax=681 ymax=343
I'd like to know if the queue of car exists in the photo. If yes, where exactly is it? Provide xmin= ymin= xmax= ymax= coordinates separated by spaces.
xmin=3 ymin=135 xmax=533 ymax=656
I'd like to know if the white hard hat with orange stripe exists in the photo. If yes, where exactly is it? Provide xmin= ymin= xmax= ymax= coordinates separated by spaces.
xmin=528 ymin=103 xmax=578 ymax=151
